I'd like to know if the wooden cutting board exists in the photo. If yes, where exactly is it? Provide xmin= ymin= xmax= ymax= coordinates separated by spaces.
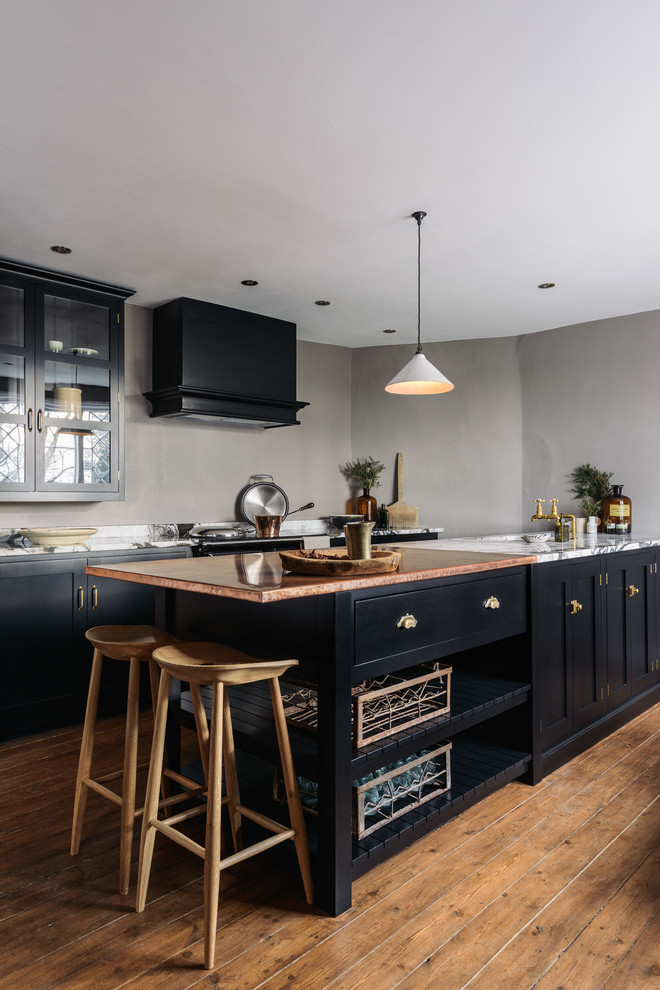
xmin=387 ymin=452 xmax=419 ymax=529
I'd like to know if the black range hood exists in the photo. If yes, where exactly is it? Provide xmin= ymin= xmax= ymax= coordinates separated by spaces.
xmin=143 ymin=297 xmax=309 ymax=428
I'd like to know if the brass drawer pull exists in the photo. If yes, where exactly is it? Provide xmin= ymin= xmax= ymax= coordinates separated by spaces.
xmin=628 ymin=584 xmax=639 ymax=597
xmin=91 ymin=585 xmax=98 ymax=609
xmin=37 ymin=408 xmax=43 ymax=432
xmin=570 ymin=599 xmax=583 ymax=614
xmin=77 ymin=586 xmax=84 ymax=612
xmin=397 ymin=613 xmax=417 ymax=630
xmin=27 ymin=407 xmax=33 ymax=432
xmin=484 ymin=596 xmax=500 ymax=609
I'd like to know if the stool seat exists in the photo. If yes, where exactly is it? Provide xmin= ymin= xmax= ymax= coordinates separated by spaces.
xmin=71 ymin=625 xmax=183 ymax=895
xmin=85 ymin=624 xmax=176 ymax=662
xmin=136 ymin=640 xmax=313 ymax=969
xmin=151 ymin=641 xmax=298 ymax=685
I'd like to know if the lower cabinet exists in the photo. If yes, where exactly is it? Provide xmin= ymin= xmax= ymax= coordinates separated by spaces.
xmin=0 ymin=547 xmax=191 ymax=740
xmin=532 ymin=557 xmax=604 ymax=752
xmin=532 ymin=548 xmax=659 ymax=778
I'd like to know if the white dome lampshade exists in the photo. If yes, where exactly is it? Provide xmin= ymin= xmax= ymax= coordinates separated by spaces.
xmin=385 ymin=210 xmax=455 ymax=396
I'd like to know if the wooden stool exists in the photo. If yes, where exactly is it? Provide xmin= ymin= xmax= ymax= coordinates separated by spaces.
xmin=71 ymin=625 xmax=182 ymax=895
xmin=136 ymin=641 xmax=314 ymax=970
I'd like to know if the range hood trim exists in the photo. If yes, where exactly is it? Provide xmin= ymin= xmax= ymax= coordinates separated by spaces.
xmin=144 ymin=384 xmax=309 ymax=429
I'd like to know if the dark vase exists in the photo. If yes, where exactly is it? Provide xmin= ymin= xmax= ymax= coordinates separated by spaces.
xmin=356 ymin=488 xmax=377 ymax=522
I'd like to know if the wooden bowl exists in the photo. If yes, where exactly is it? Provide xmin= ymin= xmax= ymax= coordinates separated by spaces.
xmin=279 ymin=548 xmax=401 ymax=576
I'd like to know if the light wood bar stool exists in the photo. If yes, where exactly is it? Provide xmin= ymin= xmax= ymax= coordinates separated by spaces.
xmin=136 ymin=641 xmax=314 ymax=970
xmin=71 ymin=624 xmax=186 ymax=895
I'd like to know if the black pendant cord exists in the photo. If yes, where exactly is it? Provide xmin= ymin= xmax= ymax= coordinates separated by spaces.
xmin=412 ymin=210 xmax=427 ymax=354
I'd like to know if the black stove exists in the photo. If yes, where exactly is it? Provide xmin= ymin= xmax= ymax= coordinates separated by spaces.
xmin=192 ymin=535 xmax=303 ymax=557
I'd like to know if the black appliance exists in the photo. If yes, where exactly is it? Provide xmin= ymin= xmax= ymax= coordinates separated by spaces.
xmin=192 ymin=535 xmax=303 ymax=557
xmin=143 ymin=297 xmax=309 ymax=428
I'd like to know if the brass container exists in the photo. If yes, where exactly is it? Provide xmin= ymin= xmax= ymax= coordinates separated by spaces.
xmin=344 ymin=521 xmax=375 ymax=559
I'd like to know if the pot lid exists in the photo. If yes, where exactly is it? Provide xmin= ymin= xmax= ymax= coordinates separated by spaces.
xmin=240 ymin=474 xmax=289 ymax=524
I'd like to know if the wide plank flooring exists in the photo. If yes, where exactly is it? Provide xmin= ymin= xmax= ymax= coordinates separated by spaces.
xmin=0 ymin=703 xmax=659 ymax=989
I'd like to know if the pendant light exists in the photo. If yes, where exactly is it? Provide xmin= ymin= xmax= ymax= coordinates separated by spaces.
xmin=385 ymin=211 xmax=454 ymax=395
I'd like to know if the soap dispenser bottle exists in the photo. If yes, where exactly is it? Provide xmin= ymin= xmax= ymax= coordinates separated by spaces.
xmin=602 ymin=484 xmax=632 ymax=535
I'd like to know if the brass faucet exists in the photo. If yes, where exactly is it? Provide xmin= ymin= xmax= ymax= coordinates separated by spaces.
xmin=531 ymin=498 xmax=577 ymax=542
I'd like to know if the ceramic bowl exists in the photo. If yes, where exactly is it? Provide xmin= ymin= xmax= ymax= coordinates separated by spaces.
xmin=19 ymin=527 xmax=98 ymax=547
xmin=328 ymin=514 xmax=364 ymax=529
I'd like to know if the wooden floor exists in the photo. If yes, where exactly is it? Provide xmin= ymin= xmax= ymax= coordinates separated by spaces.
xmin=1 ymin=704 xmax=659 ymax=990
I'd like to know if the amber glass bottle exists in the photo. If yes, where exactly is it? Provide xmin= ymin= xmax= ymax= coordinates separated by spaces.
xmin=602 ymin=484 xmax=632 ymax=535
xmin=356 ymin=488 xmax=378 ymax=522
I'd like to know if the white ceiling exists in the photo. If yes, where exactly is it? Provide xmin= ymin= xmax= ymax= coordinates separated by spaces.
xmin=2 ymin=0 xmax=660 ymax=348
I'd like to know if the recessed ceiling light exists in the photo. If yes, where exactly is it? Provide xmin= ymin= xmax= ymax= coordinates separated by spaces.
xmin=538 ymin=282 xmax=555 ymax=289
xmin=50 ymin=245 xmax=72 ymax=255
xmin=241 ymin=279 xmax=258 ymax=286
xmin=315 ymin=300 xmax=330 ymax=306
xmin=382 ymin=328 xmax=396 ymax=334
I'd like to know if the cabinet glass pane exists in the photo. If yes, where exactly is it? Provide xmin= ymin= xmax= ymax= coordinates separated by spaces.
xmin=0 ymin=423 xmax=25 ymax=482
xmin=0 ymin=353 xmax=25 ymax=414
xmin=44 ymin=360 xmax=110 ymax=423
xmin=44 ymin=296 xmax=110 ymax=360
xmin=0 ymin=285 xmax=24 ymax=347
xmin=43 ymin=428 xmax=111 ymax=485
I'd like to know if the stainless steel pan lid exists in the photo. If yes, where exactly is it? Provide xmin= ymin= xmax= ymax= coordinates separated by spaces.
xmin=239 ymin=474 xmax=289 ymax=524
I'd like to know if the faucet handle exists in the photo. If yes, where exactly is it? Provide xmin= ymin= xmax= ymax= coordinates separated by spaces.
xmin=533 ymin=498 xmax=545 ymax=515
xmin=550 ymin=498 xmax=559 ymax=515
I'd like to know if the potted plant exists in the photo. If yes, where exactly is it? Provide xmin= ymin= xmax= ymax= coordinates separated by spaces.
xmin=569 ymin=463 xmax=613 ymax=532
xmin=343 ymin=456 xmax=386 ymax=522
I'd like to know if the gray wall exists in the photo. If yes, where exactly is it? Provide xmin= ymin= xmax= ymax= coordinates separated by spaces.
xmin=350 ymin=338 xmax=523 ymax=536
xmin=519 ymin=309 xmax=660 ymax=533
xmin=2 ymin=303 xmax=657 ymax=534
xmin=0 ymin=304 xmax=353 ymax=528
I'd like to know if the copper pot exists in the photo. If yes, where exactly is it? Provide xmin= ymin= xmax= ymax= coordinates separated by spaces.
xmin=253 ymin=514 xmax=283 ymax=537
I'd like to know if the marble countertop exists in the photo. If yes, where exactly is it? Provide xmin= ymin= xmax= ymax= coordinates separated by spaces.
xmin=0 ymin=522 xmax=443 ymax=558
xmin=421 ymin=533 xmax=660 ymax=563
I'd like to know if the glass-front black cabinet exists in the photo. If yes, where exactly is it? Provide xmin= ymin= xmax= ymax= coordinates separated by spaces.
xmin=0 ymin=264 xmax=133 ymax=500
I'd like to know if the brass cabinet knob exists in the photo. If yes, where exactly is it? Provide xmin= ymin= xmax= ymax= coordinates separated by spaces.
xmin=628 ymin=584 xmax=639 ymax=597
xmin=397 ymin=613 xmax=417 ymax=629
xmin=484 ymin=596 xmax=500 ymax=609
xmin=570 ymin=599 xmax=583 ymax=614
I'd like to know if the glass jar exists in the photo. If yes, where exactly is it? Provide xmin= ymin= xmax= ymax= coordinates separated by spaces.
xmin=356 ymin=488 xmax=377 ymax=522
xmin=602 ymin=484 xmax=632 ymax=535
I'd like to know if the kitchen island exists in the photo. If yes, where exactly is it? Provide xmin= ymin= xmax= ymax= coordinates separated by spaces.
xmin=87 ymin=545 xmax=536 ymax=914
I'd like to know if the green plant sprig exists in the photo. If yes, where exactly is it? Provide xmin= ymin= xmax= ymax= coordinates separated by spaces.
xmin=569 ymin=463 xmax=613 ymax=517
xmin=342 ymin=456 xmax=386 ymax=490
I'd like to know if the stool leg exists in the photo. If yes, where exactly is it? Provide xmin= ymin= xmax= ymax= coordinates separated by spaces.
xmin=190 ymin=683 xmax=210 ymax=783
xmin=203 ymin=682 xmax=224 ymax=970
xmin=71 ymin=648 xmax=103 ymax=856
xmin=136 ymin=669 xmax=171 ymax=914
xmin=149 ymin=657 xmax=170 ymax=801
xmin=221 ymin=691 xmax=243 ymax=852
xmin=119 ymin=656 xmax=141 ymax=896
xmin=269 ymin=677 xmax=314 ymax=905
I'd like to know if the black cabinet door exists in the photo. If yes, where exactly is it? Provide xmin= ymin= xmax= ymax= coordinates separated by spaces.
xmin=605 ymin=551 xmax=654 ymax=707
xmin=533 ymin=562 xmax=573 ymax=749
xmin=533 ymin=557 xmax=604 ymax=750
xmin=627 ymin=553 xmax=654 ymax=694
xmin=0 ymin=557 xmax=87 ymax=738
xmin=572 ymin=558 xmax=606 ymax=730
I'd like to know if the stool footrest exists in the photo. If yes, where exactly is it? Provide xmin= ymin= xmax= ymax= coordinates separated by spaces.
xmin=152 ymin=819 xmax=206 ymax=859
xmin=83 ymin=778 xmax=123 ymax=807
xmin=220 ymin=828 xmax=296 ymax=870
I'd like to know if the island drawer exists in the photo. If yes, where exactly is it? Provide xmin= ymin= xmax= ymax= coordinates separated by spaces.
xmin=353 ymin=569 xmax=527 ymax=668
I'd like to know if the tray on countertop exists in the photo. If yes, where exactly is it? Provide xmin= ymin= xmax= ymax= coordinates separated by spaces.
xmin=279 ymin=548 xmax=401 ymax=576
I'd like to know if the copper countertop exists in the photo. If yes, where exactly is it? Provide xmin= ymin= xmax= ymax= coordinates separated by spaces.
xmin=85 ymin=545 xmax=536 ymax=604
